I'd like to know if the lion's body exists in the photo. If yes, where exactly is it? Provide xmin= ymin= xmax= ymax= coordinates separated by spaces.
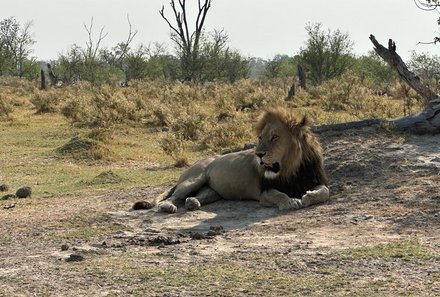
xmin=135 ymin=107 xmax=329 ymax=213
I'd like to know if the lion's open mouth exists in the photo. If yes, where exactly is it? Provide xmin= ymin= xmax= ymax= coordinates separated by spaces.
xmin=261 ymin=162 xmax=280 ymax=174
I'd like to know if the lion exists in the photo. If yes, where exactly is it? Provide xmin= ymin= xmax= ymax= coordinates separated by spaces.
xmin=133 ymin=107 xmax=329 ymax=213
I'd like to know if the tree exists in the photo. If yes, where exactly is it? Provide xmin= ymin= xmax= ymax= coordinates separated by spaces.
xmin=159 ymin=0 xmax=213 ymax=81
xmin=198 ymin=30 xmax=249 ymax=82
xmin=299 ymin=23 xmax=354 ymax=85
xmin=55 ymin=17 xmax=137 ymax=84
xmin=262 ymin=55 xmax=298 ymax=79
xmin=352 ymin=51 xmax=396 ymax=88
xmin=407 ymin=51 xmax=440 ymax=93
xmin=0 ymin=17 xmax=36 ymax=77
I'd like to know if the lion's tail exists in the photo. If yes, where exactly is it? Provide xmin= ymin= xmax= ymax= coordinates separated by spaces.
xmin=132 ymin=185 xmax=177 ymax=210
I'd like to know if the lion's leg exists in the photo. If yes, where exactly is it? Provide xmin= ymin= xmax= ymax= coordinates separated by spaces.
xmin=301 ymin=185 xmax=329 ymax=207
xmin=259 ymin=189 xmax=303 ymax=211
xmin=132 ymin=185 xmax=176 ymax=210
xmin=185 ymin=187 xmax=222 ymax=211
xmin=158 ymin=173 xmax=207 ymax=213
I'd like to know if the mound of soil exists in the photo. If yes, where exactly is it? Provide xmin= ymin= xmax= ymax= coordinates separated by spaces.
xmin=89 ymin=170 xmax=123 ymax=185
xmin=56 ymin=136 xmax=116 ymax=161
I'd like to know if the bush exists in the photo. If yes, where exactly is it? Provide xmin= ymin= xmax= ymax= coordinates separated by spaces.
xmin=30 ymin=90 xmax=61 ymax=113
xmin=0 ymin=95 xmax=13 ymax=119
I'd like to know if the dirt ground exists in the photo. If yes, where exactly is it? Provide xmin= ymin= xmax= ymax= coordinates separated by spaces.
xmin=1 ymin=128 xmax=439 ymax=296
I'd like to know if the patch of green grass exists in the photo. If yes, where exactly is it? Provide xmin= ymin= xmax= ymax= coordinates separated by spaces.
xmin=0 ymin=108 xmax=183 ymax=198
xmin=45 ymin=222 xmax=128 ymax=241
xmin=342 ymin=240 xmax=437 ymax=261
xmin=134 ymin=262 xmax=346 ymax=296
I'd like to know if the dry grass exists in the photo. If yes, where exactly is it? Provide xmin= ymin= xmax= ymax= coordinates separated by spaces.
xmin=0 ymin=75 xmax=424 ymax=197
xmin=0 ymin=76 xmax=437 ymax=296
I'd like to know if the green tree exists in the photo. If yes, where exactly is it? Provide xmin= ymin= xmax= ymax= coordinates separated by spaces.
xmin=408 ymin=51 xmax=440 ymax=93
xmin=0 ymin=17 xmax=36 ymax=77
xmin=352 ymin=51 xmax=396 ymax=87
xmin=262 ymin=54 xmax=298 ymax=79
xmin=198 ymin=30 xmax=249 ymax=82
xmin=299 ymin=23 xmax=354 ymax=85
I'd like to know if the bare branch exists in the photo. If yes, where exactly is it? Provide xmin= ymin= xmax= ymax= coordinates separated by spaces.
xmin=83 ymin=17 xmax=108 ymax=60
xmin=114 ymin=14 xmax=138 ymax=65
xmin=414 ymin=0 xmax=440 ymax=11
xmin=369 ymin=34 xmax=438 ymax=102
xmin=159 ymin=3 xmax=188 ymax=49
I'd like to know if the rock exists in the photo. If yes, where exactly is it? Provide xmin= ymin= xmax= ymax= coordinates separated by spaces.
xmin=1 ymin=194 xmax=16 ymax=200
xmin=16 ymin=186 xmax=32 ymax=198
xmin=61 ymin=244 xmax=69 ymax=251
xmin=2 ymin=203 xmax=16 ymax=209
xmin=0 ymin=184 xmax=8 ymax=192
xmin=207 ymin=225 xmax=225 ymax=236
xmin=65 ymin=254 xmax=84 ymax=262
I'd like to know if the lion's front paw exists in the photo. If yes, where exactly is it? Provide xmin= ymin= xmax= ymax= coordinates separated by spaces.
xmin=301 ymin=191 xmax=315 ymax=207
xmin=158 ymin=202 xmax=177 ymax=214
xmin=185 ymin=197 xmax=201 ymax=211
xmin=301 ymin=186 xmax=329 ymax=207
xmin=278 ymin=198 xmax=303 ymax=211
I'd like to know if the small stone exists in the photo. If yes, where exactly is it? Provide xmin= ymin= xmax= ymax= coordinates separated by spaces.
xmin=61 ymin=244 xmax=69 ymax=251
xmin=65 ymin=254 xmax=84 ymax=262
xmin=0 ymin=184 xmax=9 ymax=192
xmin=190 ymin=232 xmax=207 ymax=240
xmin=1 ymin=194 xmax=16 ymax=200
xmin=16 ymin=186 xmax=32 ymax=198
xmin=3 ymin=203 xmax=16 ymax=209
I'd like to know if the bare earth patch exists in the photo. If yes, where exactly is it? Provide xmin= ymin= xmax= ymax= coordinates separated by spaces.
xmin=1 ymin=128 xmax=439 ymax=296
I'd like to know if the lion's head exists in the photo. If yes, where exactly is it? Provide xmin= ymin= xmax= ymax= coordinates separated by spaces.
xmin=255 ymin=107 xmax=323 ymax=180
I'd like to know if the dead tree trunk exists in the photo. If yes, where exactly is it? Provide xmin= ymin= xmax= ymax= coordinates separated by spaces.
xmin=314 ymin=35 xmax=440 ymax=134
xmin=46 ymin=63 xmax=58 ymax=86
xmin=297 ymin=64 xmax=306 ymax=90
xmin=287 ymin=81 xmax=295 ymax=99
xmin=40 ymin=69 xmax=46 ymax=90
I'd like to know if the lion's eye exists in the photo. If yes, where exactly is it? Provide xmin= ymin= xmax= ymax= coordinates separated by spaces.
xmin=271 ymin=135 xmax=279 ymax=142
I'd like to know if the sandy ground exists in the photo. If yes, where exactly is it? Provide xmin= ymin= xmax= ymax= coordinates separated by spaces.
xmin=1 ymin=128 xmax=439 ymax=296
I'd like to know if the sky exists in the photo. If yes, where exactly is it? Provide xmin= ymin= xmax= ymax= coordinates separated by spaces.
xmin=2 ymin=0 xmax=440 ymax=61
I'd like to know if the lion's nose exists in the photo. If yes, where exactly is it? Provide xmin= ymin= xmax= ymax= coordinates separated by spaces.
xmin=256 ymin=152 xmax=266 ymax=159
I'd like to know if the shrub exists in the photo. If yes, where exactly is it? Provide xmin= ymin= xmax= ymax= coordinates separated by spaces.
xmin=30 ymin=90 xmax=61 ymax=113
xmin=159 ymin=132 xmax=189 ymax=167
xmin=0 ymin=95 xmax=13 ymax=119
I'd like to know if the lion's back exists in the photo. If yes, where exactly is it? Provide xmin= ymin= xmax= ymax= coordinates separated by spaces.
xmin=206 ymin=150 xmax=261 ymax=201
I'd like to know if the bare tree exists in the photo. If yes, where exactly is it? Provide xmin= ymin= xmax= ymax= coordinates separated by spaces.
xmin=159 ymin=0 xmax=213 ymax=81
xmin=82 ymin=17 xmax=108 ymax=62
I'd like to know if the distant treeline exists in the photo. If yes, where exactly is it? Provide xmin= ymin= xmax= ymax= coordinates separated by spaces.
xmin=1 ymin=16 xmax=439 ymax=91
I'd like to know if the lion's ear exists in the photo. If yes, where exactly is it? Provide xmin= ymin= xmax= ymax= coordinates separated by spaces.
xmin=290 ymin=115 xmax=308 ymax=131
xmin=299 ymin=115 xmax=308 ymax=127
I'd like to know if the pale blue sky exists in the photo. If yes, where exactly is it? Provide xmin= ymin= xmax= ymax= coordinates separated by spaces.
xmin=2 ymin=0 xmax=440 ymax=61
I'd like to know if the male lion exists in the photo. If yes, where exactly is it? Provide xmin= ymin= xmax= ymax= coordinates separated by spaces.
xmin=133 ymin=107 xmax=329 ymax=213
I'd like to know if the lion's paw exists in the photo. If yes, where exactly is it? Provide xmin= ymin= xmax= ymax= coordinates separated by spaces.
xmin=301 ymin=190 xmax=315 ymax=207
xmin=158 ymin=202 xmax=177 ymax=214
xmin=185 ymin=197 xmax=201 ymax=211
xmin=278 ymin=198 xmax=303 ymax=211
xmin=301 ymin=187 xmax=329 ymax=207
